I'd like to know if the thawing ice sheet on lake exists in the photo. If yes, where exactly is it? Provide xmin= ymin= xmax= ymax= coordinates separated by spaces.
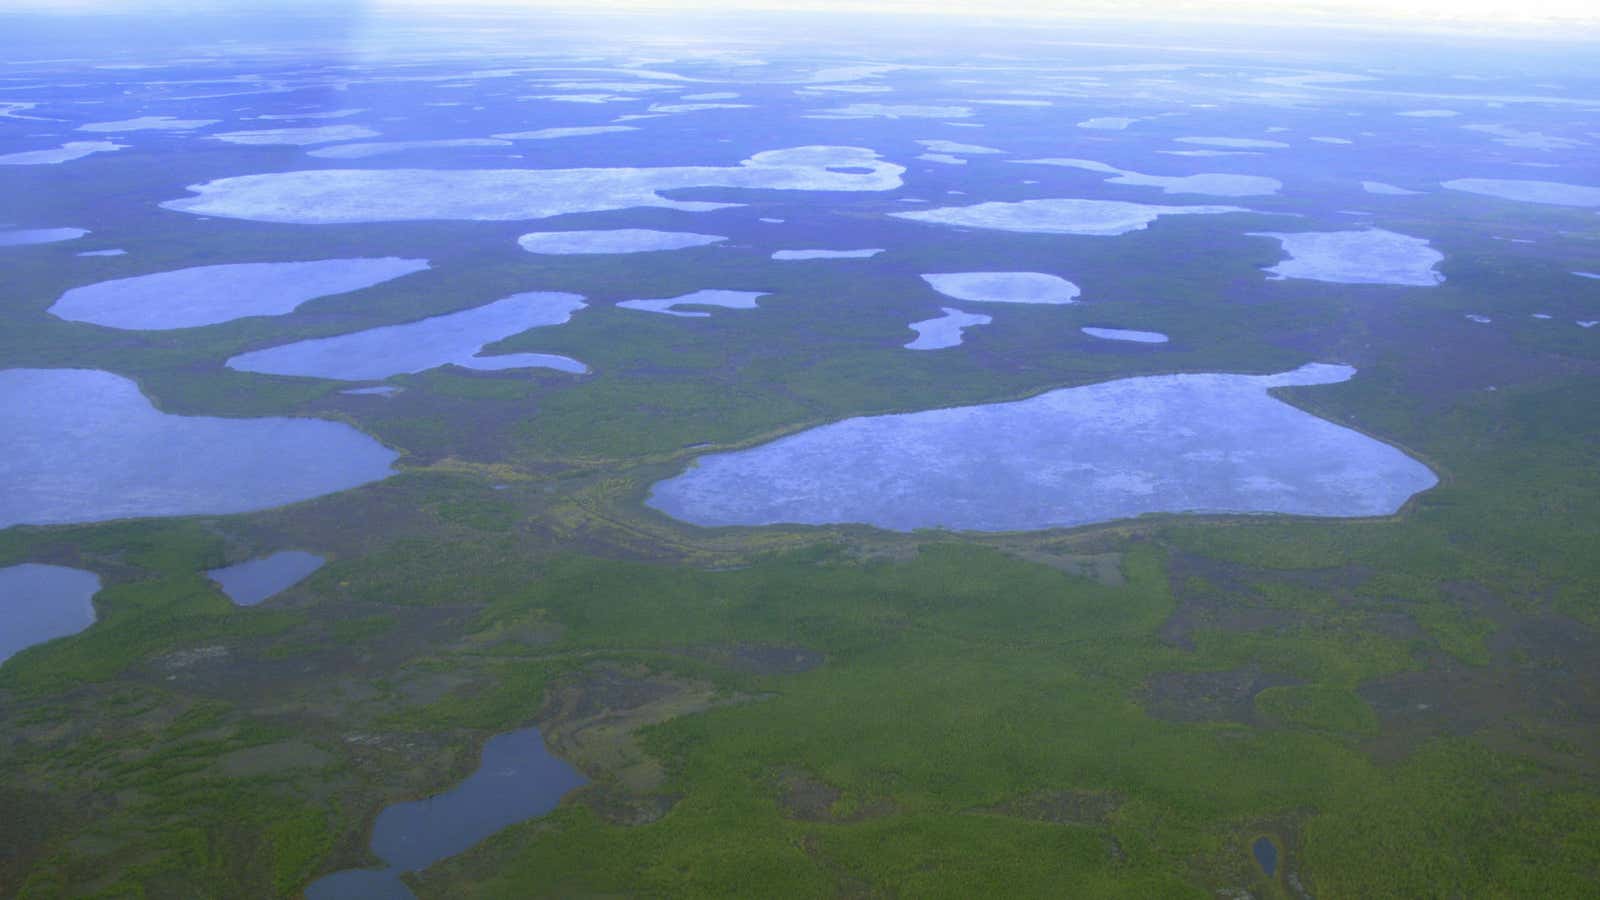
xmin=906 ymin=307 xmax=991 ymax=349
xmin=228 ymin=292 xmax=589 ymax=379
xmin=810 ymin=104 xmax=970 ymax=119
xmin=1083 ymin=326 xmax=1169 ymax=343
xmin=308 ymin=139 xmax=511 ymax=159
xmin=923 ymin=272 xmax=1080 ymax=304
xmin=1251 ymin=229 xmax=1444 ymax=286
xmin=49 ymin=258 xmax=431 ymax=330
xmin=78 ymin=116 xmax=218 ymax=132
xmin=0 ymin=227 xmax=87 ymax=247
xmin=1362 ymin=181 xmax=1422 ymax=196
xmin=1014 ymin=158 xmax=1281 ymax=197
xmin=1078 ymin=116 xmax=1139 ymax=130
xmin=211 ymin=125 xmax=380 ymax=146
xmin=1174 ymin=137 xmax=1290 ymax=149
xmin=772 ymin=248 xmax=883 ymax=260
xmin=618 ymin=290 xmax=769 ymax=317
xmin=161 ymin=146 xmax=904 ymax=223
xmin=493 ymin=125 xmax=637 ymax=139
xmin=0 ymin=564 xmax=100 ymax=665
xmin=918 ymin=153 xmax=966 ymax=165
xmin=916 ymin=139 xmax=1003 ymax=155
xmin=647 ymin=364 xmax=1438 ymax=532
xmin=517 ymin=229 xmax=724 ymax=254
xmin=0 ymin=141 xmax=124 ymax=165
xmin=1441 ymin=178 xmax=1600 ymax=208
xmin=207 ymin=551 xmax=325 ymax=607
xmin=1 ymin=369 xmax=398 ymax=528
xmin=891 ymin=198 xmax=1246 ymax=236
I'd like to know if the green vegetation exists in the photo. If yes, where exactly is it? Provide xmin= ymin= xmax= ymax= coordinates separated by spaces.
xmin=3 ymin=78 xmax=1600 ymax=899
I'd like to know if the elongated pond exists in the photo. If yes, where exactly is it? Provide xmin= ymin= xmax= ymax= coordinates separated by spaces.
xmin=306 ymin=725 xmax=586 ymax=899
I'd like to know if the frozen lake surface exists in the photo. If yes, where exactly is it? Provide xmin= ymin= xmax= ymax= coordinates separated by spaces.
xmin=1083 ymin=326 xmax=1169 ymax=343
xmin=79 ymin=116 xmax=218 ymax=132
xmin=0 ymin=141 xmax=123 ymax=165
xmin=892 ymin=198 xmax=1246 ymax=236
xmin=1 ymin=369 xmax=397 ymax=528
xmin=0 ymin=564 xmax=100 ymax=665
xmin=306 ymin=725 xmax=586 ymax=900
xmin=208 ymin=551 xmax=325 ymax=607
xmin=648 ymin=364 xmax=1437 ymax=532
xmin=229 ymin=292 xmax=588 ymax=379
xmin=211 ymin=125 xmax=380 ymax=146
xmin=161 ymin=146 xmax=904 ymax=223
xmin=1251 ymin=229 xmax=1444 ymax=286
xmin=308 ymin=139 xmax=511 ymax=159
xmin=923 ymin=272 xmax=1080 ymax=304
xmin=1442 ymin=178 xmax=1600 ymax=207
xmin=1174 ymin=136 xmax=1290 ymax=149
xmin=1362 ymin=181 xmax=1422 ymax=196
xmin=49 ymin=258 xmax=431 ymax=329
xmin=1015 ymin=158 xmax=1281 ymax=196
xmin=517 ymin=229 xmax=725 ymax=254
xmin=618 ymin=290 xmax=769 ymax=317
xmin=906 ymin=308 xmax=991 ymax=349
xmin=0 ymin=227 xmax=87 ymax=247
xmin=772 ymin=248 xmax=883 ymax=260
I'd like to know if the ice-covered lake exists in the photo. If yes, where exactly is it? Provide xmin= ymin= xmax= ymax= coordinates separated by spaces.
xmin=649 ymin=364 xmax=1437 ymax=532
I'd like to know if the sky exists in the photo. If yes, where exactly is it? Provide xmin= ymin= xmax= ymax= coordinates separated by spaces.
xmin=4 ymin=0 xmax=1598 ymax=29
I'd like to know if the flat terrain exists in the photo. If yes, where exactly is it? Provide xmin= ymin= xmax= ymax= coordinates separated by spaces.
xmin=1 ymin=10 xmax=1598 ymax=899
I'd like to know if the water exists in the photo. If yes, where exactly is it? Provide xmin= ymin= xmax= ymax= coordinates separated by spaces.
xmin=2 ymin=368 xmax=398 ymax=528
xmin=306 ymin=726 xmax=586 ymax=899
xmin=228 ymin=292 xmax=588 ymax=379
xmin=0 ymin=564 xmax=100 ymax=664
xmin=207 ymin=551 xmax=325 ymax=607
xmin=1252 ymin=836 xmax=1279 ymax=876
xmin=649 ymin=364 xmax=1438 ymax=532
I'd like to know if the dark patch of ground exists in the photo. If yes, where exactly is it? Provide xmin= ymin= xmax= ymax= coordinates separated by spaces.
xmin=1359 ymin=583 xmax=1600 ymax=771
xmin=1143 ymin=666 xmax=1305 ymax=726
xmin=536 ymin=662 xmax=742 ymax=824
xmin=968 ymin=788 xmax=1123 ymax=827
xmin=774 ymin=768 xmax=896 ymax=824
xmin=677 ymin=643 xmax=824 ymax=675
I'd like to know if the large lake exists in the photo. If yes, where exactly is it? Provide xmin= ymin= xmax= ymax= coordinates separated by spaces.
xmin=2 ymin=369 xmax=398 ymax=528
xmin=649 ymin=364 xmax=1438 ymax=532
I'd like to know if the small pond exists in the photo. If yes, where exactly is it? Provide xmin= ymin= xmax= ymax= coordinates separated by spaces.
xmin=0 ymin=563 xmax=100 ymax=665
xmin=306 ymin=725 xmax=586 ymax=899
xmin=207 ymin=551 xmax=325 ymax=607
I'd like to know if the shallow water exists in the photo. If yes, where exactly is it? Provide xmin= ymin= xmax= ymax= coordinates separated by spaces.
xmin=1253 ymin=837 xmax=1279 ymax=876
xmin=2 ymin=368 xmax=398 ymax=527
xmin=0 ymin=227 xmax=87 ymax=247
xmin=305 ymin=726 xmax=587 ymax=900
xmin=207 ymin=551 xmax=325 ymax=607
xmin=50 ymin=258 xmax=430 ymax=330
xmin=649 ymin=364 xmax=1438 ymax=532
xmin=0 ymin=564 xmax=100 ymax=665
xmin=1082 ymin=326 xmax=1168 ymax=343
xmin=906 ymin=308 xmax=991 ymax=349
xmin=228 ymin=292 xmax=587 ymax=379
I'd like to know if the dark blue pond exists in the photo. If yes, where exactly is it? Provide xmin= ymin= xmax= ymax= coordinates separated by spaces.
xmin=207 ymin=551 xmax=325 ymax=607
xmin=306 ymin=725 xmax=586 ymax=899
xmin=0 ymin=563 xmax=100 ymax=665
xmin=1253 ymin=836 xmax=1279 ymax=877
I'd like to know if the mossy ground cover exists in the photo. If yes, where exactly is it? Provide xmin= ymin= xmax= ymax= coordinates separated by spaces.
xmin=4 ymin=47 xmax=1600 ymax=900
